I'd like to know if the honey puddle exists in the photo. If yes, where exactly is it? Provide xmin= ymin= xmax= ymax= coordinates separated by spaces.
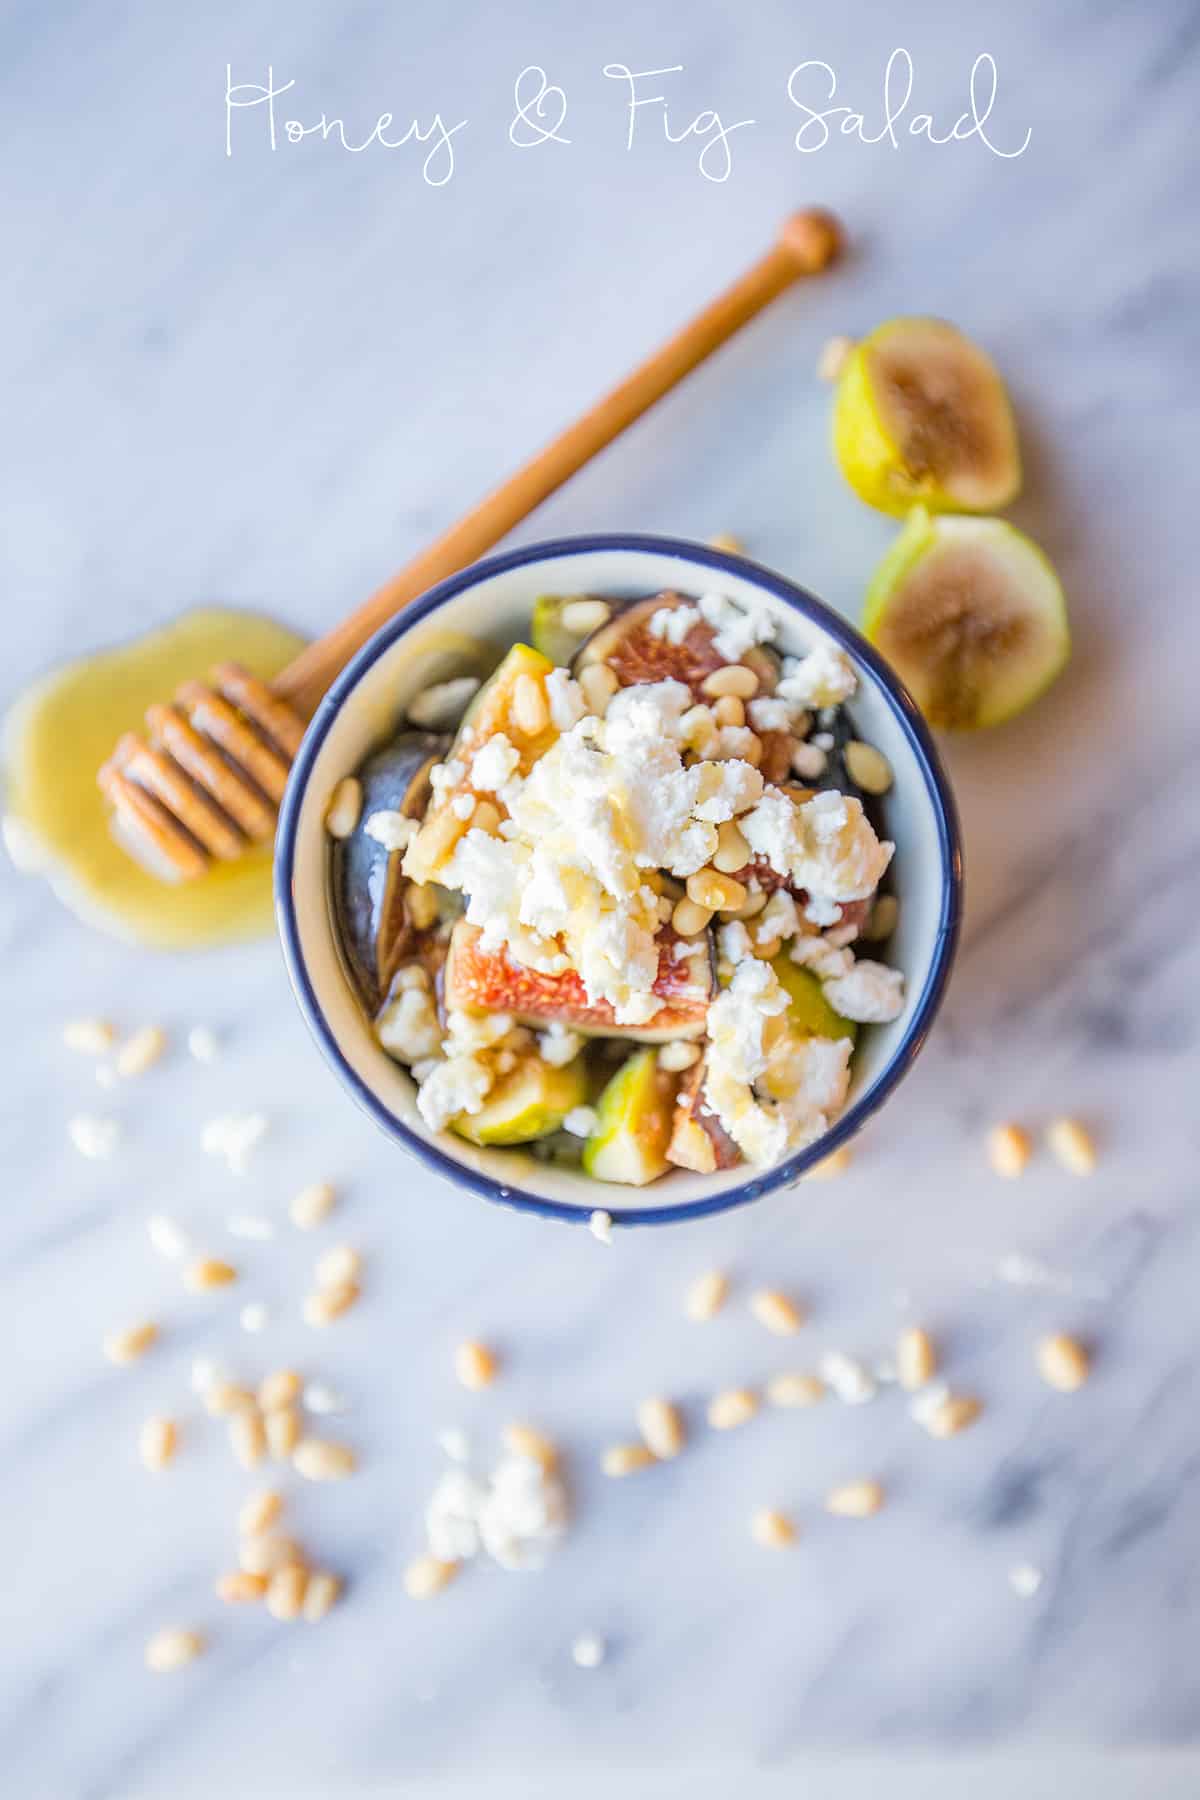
xmin=3 ymin=608 xmax=307 ymax=949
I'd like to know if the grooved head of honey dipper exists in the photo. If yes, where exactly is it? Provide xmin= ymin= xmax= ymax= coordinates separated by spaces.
xmin=778 ymin=208 xmax=843 ymax=274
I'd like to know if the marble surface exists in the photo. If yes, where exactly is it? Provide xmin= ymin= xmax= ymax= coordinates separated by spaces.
xmin=3 ymin=0 xmax=1199 ymax=1794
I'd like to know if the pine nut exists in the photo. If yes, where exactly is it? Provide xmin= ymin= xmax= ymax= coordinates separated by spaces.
xmin=239 ymin=1533 xmax=305 ymax=1577
xmin=740 ymin=732 xmax=764 ymax=768
xmin=754 ymin=936 xmax=782 ymax=961
xmin=470 ymin=798 xmax=502 ymax=836
xmin=987 ymin=1123 xmax=1031 ymax=1179
xmin=864 ymin=894 xmax=899 ymax=941
xmin=766 ymin=1372 xmax=826 ymax=1408
xmin=897 ymin=1327 xmax=937 ymax=1392
xmin=116 ymin=1025 xmax=168 ymax=1078
xmin=104 ymin=1321 xmax=158 ymax=1365
xmin=511 ymin=672 xmax=549 ymax=737
xmin=749 ymin=1290 xmax=804 ymax=1336
xmin=139 ymin=1415 xmax=177 ymax=1471
xmin=713 ymin=821 xmax=750 ymax=874
xmin=685 ymin=1269 xmax=729 ymax=1322
xmin=230 ymin=1410 xmax=266 ymax=1470
xmin=817 ymin=334 xmax=854 ymax=382
xmin=843 ymin=741 xmax=894 ymax=795
xmin=561 ymin=598 xmax=611 ymax=634
xmin=238 ymin=1488 xmax=284 ymax=1536
xmin=921 ymin=1393 xmax=982 ymax=1438
xmin=826 ymin=1479 xmax=885 ymax=1518
xmin=730 ymin=887 xmax=768 ymax=921
xmin=324 ymin=776 xmax=362 ymax=839
xmin=686 ymin=869 xmax=747 ymax=914
xmin=290 ymin=1181 xmax=336 ymax=1230
xmin=266 ymin=1406 xmax=301 ymax=1460
xmin=601 ymin=1442 xmax=657 ymax=1477
xmin=258 ymin=1370 xmax=302 ymax=1413
xmin=410 ymin=806 xmax=468 ymax=875
xmin=658 ymin=1040 xmax=701 ymax=1073
xmin=750 ymin=1508 xmax=796 ymax=1548
xmin=63 ymin=1017 xmax=116 ymax=1054
xmin=266 ymin=1563 xmax=308 ymax=1622
xmin=454 ymin=1340 xmax=497 ymax=1390
xmin=145 ymin=1627 xmax=205 ymax=1672
xmin=636 ymin=1398 xmax=685 ymax=1460
xmin=707 ymin=1387 xmax=759 ymax=1430
xmin=217 ymin=1571 xmax=268 ymax=1604
xmin=578 ymin=663 xmax=618 ymax=713
xmin=185 ymin=1256 xmax=237 ymax=1292
xmin=302 ymin=1571 xmax=343 ymax=1622
xmin=293 ymin=1437 xmax=357 ymax=1481
xmin=1037 ymin=1333 xmax=1090 ymax=1392
xmin=1046 ymin=1117 xmax=1097 ymax=1175
xmin=708 ymin=532 xmax=743 ymax=553
xmin=204 ymin=1379 xmax=256 ymax=1417
xmin=713 ymin=694 xmax=745 ymax=728
xmin=701 ymin=664 xmax=759 ymax=701
xmin=407 ymin=883 xmax=440 ymax=930
xmin=303 ymin=1280 xmax=361 ymax=1326
xmin=804 ymin=1146 xmax=852 ymax=1180
xmin=503 ymin=1422 xmax=558 ymax=1470
xmin=315 ymin=1245 xmax=362 ymax=1289
xmin=672 ymin=896 xmax=713 ymax=937
xmin=404 ymin=1554 xmax=459 ymax=1599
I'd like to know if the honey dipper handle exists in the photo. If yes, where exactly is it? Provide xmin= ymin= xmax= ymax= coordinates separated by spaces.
xmin=274 ymin=208 xmax=842 ymax=718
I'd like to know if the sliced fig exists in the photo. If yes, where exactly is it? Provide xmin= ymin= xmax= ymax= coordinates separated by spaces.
xmin=443 ymin=919 xmax=713 ymax=1042
xmin=450 ymin=1052 xmax=587 ymax=1148
xmin=573 ymin=593 xmax=777 ymax=699
xmin=332 ymin=731 xmax=447 ymax=1012
xmin=582 ymin=1048 xmax=677 ymax=1186
xmin=833 ymin=317 xmax=1021 ymax=516
xmin=772 ymin=955 xmax=858 ymax=1042
xmin=863 ymin=509 xmax=1070 ymax=730
xmin=666 ymin=1058 xmax=741 ymax=1174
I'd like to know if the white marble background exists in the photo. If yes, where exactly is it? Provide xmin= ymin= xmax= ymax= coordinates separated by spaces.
xmin=3 ymin=0 xmax=1199 ymax=1794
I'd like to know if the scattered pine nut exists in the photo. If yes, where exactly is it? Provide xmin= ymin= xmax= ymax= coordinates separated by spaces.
xmin=290 ymin=1181 xmax=337 ymax=1230
xmin=63 ymin=1017 xmax=116 ymax=1055
xmin=116 ymin=1025 xmax=168 ymax=1078
xmin=184 ymin=1256 xmax=237 ymax=1292
xmin=239 ymin=1533 xmax=305 ymax=1577
xmin=750 ymin=1508 xmax=797 ymax=1549
xmin=685 ymin=1270 xmax=729 ymax=1322
xmin=145 ymin=1627 xmax=205 ymax=1673
xmin=303 ymin=1280 xmax=361 ymax=1326
xmin=843 ymin=741 xmax=893 ymax=796
xmin=1046 ymin=1117 xmax=1097 ymax=1176
xmin=766 ymin=1372 xmax=826 ymax=1408
xmin=104 ymin=1321 xmax=158 ymax=1366
xmin=324 ymin=777 xmax=362 ymax=839
xmin=920 ymin=1393 xmax=982 ymax=1439
xmin=258 ymin=1370 xmax=302 ymax=1413
xmin=707 ymin=1387 xmax=759 ymax=1430
xmin=817 ymin=334 xmax=854 ymax=382
xmin=266 ymin=1406 xmax=301 ymax=1461
xmin=229 ymin=1410 xmax=266 ymax=1470
xmin=804 ymin=1146 xmax=852 ymax=1180
xmin=139 ymin=1415 xmax=177 ymax=1472
xmin=708 ymin=532 xmax=743 ymax=553
xmin=217 ymin=1571 xmax=268 ymax=1604
xmin=266 ymin=1563 xmax=308 ymax=1621
xmin=636 ymin=1398 xmax=685 ymax=1460
xmin=896 ymin=1327 xmax=938 ymax=1392
xmin=1036 ymin=1333 xmax=1091 ymax=1392
xmin=601 ymin=1442 xmax=657 ymax=1477
xmin=825 ymin=1479 xmax=885 ymax=1518
xmin=315 ymin=1244 xmax=362 ymax=1289
xmin=238 ymin=1488 xmax=283 ymax=1537
xmin=454 ymin=1340 xmax=497 ymax=1390
xmin=302 ymin=1571 xmax=342 ymax=1622
xmin=502 ymin=1422 xmax=559 ymax=1470
xmin=204 ymin=1380 xmax=256 ymax=1417
xmin=987 ymin=1123 xmax=1032 ymax=1179
xmin=404 ymin=1554 xmax=459 ymax=1599
xmin=293 ymin=1437 xmax=357 ymax=1481
xmin=749 ymin=1289 xmax=804 ymax=1336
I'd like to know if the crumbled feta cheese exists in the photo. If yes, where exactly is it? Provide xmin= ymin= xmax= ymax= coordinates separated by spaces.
xmin=376 ymin=982 xmax=443 ymax=1065
xmin=648 ymin=604 xmax=700 ymax=645
xmin=821 ymin=960 xmax=905 ymax=1024
xmin=227 ymin=1213 xmax=275 ymax=1241
xmin=364 ymin=810 xmax=419 ymax=851
xmin=717 ymin=919 xmax=755 ymax=967
xmin=572 ymin=1632 xmax=607 ymax=1668
xmin=812 ymin=731 xmax=835 ymax=751
xmin=1009 ymin=1563 xmax=1044 ymax=1599
xmin=186 ymin=1025 xmax=220 ymax=1063
xmin=589 ymin=1209 xmax=614 ymax=1245
xmin=754 ymin=889 xmax=800 ymax=946
xmin=239 ymin=1301 xmax=270 ymax=1333
xmin=538 ymin=1024 xmax=584 ymax=1068
xmin=711 ymin=724 xmax=760 ymax=762
xmin=790 ymin=741 xmax=827 ymax=780
xmin=450 ymin=792 xmax=476 ymax=821
xmin=789 ymin=937 xmax=855 ymax=981
xmin=68 ymin=1115 xmax=121 ymax=1160
xmin=425 ymin=1448 xmax=568 ymax=1572
xmin=777 ymin=643 xmax=857 ymax=708
xmin=804 ymin=895 xmax=843 ymax=928
xmin=426 ymin=1467 xmax=487 ymax=1561
xmin=428 ymin=758 xmax=466 ymax=792
xmin=306 ymin=1382 xmax=347 ymax=1415
xmin=147 ymin=1214 xmax=191 ymax=1260
xmin=201 ymin=1112 xmax=268 ymax=1173
xmin=545 ymin=668 xmax=588 ymax=733
xmin=742 ymin=787 xmax=893 ymax=904
xmin=697 ymin=592 xmax=777 ymax=661
xmin=819 ymin=1349 xmax=878 ymax=1405
xmin=748 ymin=696 xmax=792 ymax=734
xmin=563 ymin=1105 xmax=598 ymax=1139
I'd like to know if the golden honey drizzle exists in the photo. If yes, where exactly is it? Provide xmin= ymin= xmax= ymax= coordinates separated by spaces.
xmin=3 ymin=608 xmax=307 ymax=949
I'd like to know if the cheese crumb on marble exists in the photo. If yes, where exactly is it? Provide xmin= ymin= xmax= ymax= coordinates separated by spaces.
xmin=69 ymin=1115 xmax=121 ymax=1160
xmin=424 ymin=1446 xmax=568 ymax=1573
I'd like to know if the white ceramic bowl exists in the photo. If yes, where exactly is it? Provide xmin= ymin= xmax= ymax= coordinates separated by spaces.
xmin=276 ymin=535 xmax=962 ymax=1226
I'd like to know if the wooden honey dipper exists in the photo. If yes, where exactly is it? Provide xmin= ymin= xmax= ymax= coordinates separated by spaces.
xmin=99 ymin=208 xmax=842 ymax=882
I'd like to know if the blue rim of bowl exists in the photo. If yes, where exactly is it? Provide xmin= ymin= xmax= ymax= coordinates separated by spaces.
xmin=276 ymin=533 xmax=963 ymax=1227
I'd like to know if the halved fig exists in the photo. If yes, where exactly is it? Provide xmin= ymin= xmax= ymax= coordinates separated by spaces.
xmin=833 ymin=317 xmax=1021 ymax=516
xmin=450 ymin=1052 xmax=587 ymax=1148
xmin=582 ymin=1048 xmax=677 ymax=1186
xmin=772 ymin=955 xmax=858 ymax=1042
xmin=332 ymin=731 xmax=447 ymax=1012
xmin=443 ymin=919 xmax=713 ymax=1042
xmin=573 ymin=593 xmax=777 ymax=699
xmin=666 ymin=1058 xmax=741 ymax=1174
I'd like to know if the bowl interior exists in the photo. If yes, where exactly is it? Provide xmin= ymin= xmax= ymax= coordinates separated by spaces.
xmin=279 ymin=538 xmax=959 ymax=1223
